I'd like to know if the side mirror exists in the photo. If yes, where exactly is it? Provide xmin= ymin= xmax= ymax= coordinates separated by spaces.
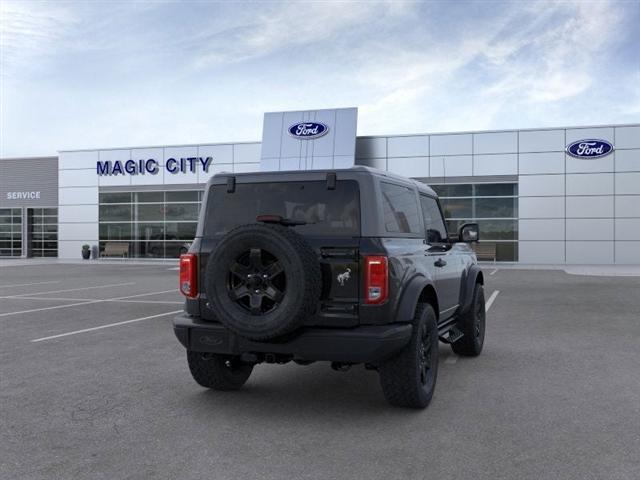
xmin=459 ymin=223 xmax=480 ymax=243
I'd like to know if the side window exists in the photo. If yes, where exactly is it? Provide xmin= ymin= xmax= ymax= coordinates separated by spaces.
xmin=380 ymin=182 xmax=421 ymax=234
xmin=420 ymin=195 xmax=448 ymax=243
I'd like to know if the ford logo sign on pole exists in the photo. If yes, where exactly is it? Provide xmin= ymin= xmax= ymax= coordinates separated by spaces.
xmin=566 ymin=139 xmax=614 ymax=159
xmin=288 ymin=122 xmax=329 ymax=139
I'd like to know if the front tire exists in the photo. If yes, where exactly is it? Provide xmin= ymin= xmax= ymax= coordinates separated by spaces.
xmin=379 ymin=304 xmax=439 ymax=408
xmin=451 ymin=283 xmax=485 ymax=357
xmin=187 ymin=351 xmax=253 ymax=390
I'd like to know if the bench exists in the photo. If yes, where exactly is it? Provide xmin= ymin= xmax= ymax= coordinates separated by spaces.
xmin=101 ymin=242 xmax=129 ymax=258
xmin=473 ymin=243 xmax=496 ymax=263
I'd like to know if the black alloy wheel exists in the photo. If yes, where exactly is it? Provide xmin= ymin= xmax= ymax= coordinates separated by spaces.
xmin=227 ymin=248 xmax=286 ymax=315
xmin=418 ymin=323 xmax=435 ymax=386
xmin=474 ymin=292 xmax=485 ymax=340
xmin=451 ymin=283 xmax=486 ymax=357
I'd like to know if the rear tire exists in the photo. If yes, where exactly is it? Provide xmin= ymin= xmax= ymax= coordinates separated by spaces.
xmin=378 ymin=304 xmax=439 ymax=408
xmin=451 ymin=283 xmax=485 ymax=357
xmin=187 ymin=351 xmax=253 ymax=390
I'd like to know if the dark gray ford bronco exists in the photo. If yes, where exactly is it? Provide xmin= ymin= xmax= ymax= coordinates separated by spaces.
xmin=173 ymin=167 xmax=485 ymax=408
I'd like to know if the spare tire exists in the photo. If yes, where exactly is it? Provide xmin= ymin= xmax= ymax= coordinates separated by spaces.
xmin=204 ymin=224 xmax=321 ymax=341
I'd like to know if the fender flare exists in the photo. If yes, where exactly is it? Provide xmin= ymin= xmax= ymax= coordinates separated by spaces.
xmin=396 ymin=275 xmax=436 ymax=323
xmin=459 ymin=265 xmax=484 ymax=314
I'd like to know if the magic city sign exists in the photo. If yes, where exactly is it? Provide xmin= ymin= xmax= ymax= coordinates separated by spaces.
xmin=566 ymin=139 xmax=614 ymax=159
xmin=96 ymin=157 xmax=213 ymax=176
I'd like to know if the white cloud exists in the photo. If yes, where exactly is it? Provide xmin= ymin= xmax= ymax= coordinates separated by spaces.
xmin=0 ymin=0 xmax=637 ymax=156
xmin=0 ymin=0 xmax=77 ymax=71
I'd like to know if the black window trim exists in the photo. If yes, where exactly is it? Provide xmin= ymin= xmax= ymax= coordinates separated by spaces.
xmin=419 ymin=193 xmax=450 ymax=244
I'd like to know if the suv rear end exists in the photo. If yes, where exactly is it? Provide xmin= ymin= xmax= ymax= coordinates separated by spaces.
xmin=173 ymin=167 xmax=486 ymax=408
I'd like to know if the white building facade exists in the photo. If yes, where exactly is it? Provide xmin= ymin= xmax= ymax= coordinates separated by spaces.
xmin=2 ymin=120 xmax=639 ymax=264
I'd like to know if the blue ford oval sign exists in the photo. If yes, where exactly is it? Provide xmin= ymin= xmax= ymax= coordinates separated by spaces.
xmin=566 ymin=139 xmax=614 ymax=159
xmin=288 ymin=122 xmax=329 ymax=139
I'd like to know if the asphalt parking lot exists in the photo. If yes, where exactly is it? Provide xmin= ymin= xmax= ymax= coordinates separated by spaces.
xmin=1 ymin=263 xmax=639 ymax=480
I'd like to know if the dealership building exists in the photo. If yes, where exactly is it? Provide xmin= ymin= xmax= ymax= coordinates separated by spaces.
xmin=1 ymin=108 xmax=639 ymax=264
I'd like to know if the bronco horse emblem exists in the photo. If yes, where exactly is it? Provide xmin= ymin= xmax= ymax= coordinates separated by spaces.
xmin=337 ymin=268 xmax=351 ymax=286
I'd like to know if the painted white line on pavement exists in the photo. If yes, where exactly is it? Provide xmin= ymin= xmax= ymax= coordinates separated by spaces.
xmin=485 ymin=290 xmax=500 ymax=312
xmin=4 ymin=297 xmax=183 ymax=305
xmin=0 ymin=300 xmax=103 ymax=317
xmin=489 ymin=269 xmax=498 ymax=276
xmin=0 ymin=289 xmax=177 ymax=318
xmin=0 ymin=282 xmax=136 ymax=299
xmin=0 ymin=281 xmax=60 ymax=289
xmin=109 ymin=289 xmax=176 ymax=299
xmin=444 ymin=355 xmax=458 ymax=365
xmin=30 ymin=310 xmax=182 ymax=342
xmin=107 ymin=300 xmax=183 ymax=305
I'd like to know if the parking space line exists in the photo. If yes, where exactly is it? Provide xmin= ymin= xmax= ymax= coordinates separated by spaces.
xmin=0 ymin=281 xmax=60 ymax=288
xmin=0 ymin=289 xmax=177 ymax=318
xmin=0 ymin=300 xmax=102 ymax=317
xmin=5 ymin=296 xmax=183 ymax=305
xmin=489 ymin=269 xmax=498 ymax=275
xmin=0 ymin=282 xmax=136 ymax=299
xmin=485 ymin=290 xmax=500 ymax=312
xmin=30 ymin=310 xmax=182 ymax=342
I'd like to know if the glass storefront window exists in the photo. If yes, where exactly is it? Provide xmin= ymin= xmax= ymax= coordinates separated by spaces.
xmin=99 ymin=223 xmax=132 ymax=240
xmin=136 ymin=192 xmax=164 ymax=203
xmin=136 ymin=222 xmax=165 ymax=241
xmin=475 ymin=197 xmax=517 ymax=218
xmin=28 ymin=208 xmax=57 ymax=258
xmin=166 ymin=191 xmax=199 ymax=202
xmin=165 ymin=222 xmax=197 ymax=240
xmin=137 ymin=204 xmax=164 ymax=221
xmin=98 ymin=190 xmax=202 ymax=258
xmin=99 ymin=204 xmax=132 ymax=221
xmin=0 ymin=208 xmax=23 ymax=257
xmin=165 ymin=204 xmax=199 ymax=221
xmin=441 ymin=198 xmax=473 ymax=218
xmin=431 ymin=184 xmax=473 ymax=198
xmin=474 ymin=183 xmax=518 ymax=197
xmin=428 ymin=182 xmax=518 ymax=261
xmin=100 ymin=192 xmax=132 ymax=203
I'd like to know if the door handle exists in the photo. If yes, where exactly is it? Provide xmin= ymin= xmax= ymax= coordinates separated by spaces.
xmin=434 ymin=258 xmax=447 ymax=268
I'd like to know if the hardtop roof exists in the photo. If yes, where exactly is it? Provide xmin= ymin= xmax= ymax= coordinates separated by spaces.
xmin=207 ymin=166 xmax=437 ymax=197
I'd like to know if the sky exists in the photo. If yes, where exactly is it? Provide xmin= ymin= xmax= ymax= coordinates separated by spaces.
xmin=1 ymin=0 xmax=639 ymax=157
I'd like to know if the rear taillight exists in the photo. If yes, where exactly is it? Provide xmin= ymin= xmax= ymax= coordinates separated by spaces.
xmin=179 ymin=254 xmax=198 ymax=298
xmin=364 ymin=256 xmax=388 ymax=304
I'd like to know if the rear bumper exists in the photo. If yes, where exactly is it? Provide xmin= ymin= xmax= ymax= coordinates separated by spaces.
xmin=173 ymin=314 xmax=412 ymax=364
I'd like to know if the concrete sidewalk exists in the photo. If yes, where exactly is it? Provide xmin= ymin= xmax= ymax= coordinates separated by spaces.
xmin=480 ymin=262 xmax=640 ymax=276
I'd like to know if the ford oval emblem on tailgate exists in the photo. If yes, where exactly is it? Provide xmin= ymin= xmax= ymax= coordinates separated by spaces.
xmin=566 ymin=139 xmax=614 ymax=159
xmin=288 ymin=122 xmax=329 ymax=139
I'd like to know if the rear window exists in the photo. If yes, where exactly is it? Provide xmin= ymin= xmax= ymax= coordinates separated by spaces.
xmin=204 ymin=180 xmax=360 ymax=237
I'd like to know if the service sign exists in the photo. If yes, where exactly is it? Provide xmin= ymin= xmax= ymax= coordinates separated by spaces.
xmin=6 ymin=191 xmax=41 ymax=200
xmin=288 ymin=122 xmax=329 ymax=140
xmin=566 ymin=139 xmax=614 ymax=159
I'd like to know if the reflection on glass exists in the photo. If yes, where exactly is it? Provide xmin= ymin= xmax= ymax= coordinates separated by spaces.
xmin=475 ymin=198 xmax=517 ymax=218
xmin=136 ymin=192 xmax=164 ymax=203
xmin=429 ymin=182 xmax=518 ymax=261
xmin=431 ymin=184 xmax=473 ymax=197
xmin=98 ymin=190 xmax=203 ymax=258
xmin=100 ymin=192 xmax=132 ymax=203
xmin=474 ymin=183 xmax=518 ymax=197
xmin=441 ymin=199 xmax=473 ymax=218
